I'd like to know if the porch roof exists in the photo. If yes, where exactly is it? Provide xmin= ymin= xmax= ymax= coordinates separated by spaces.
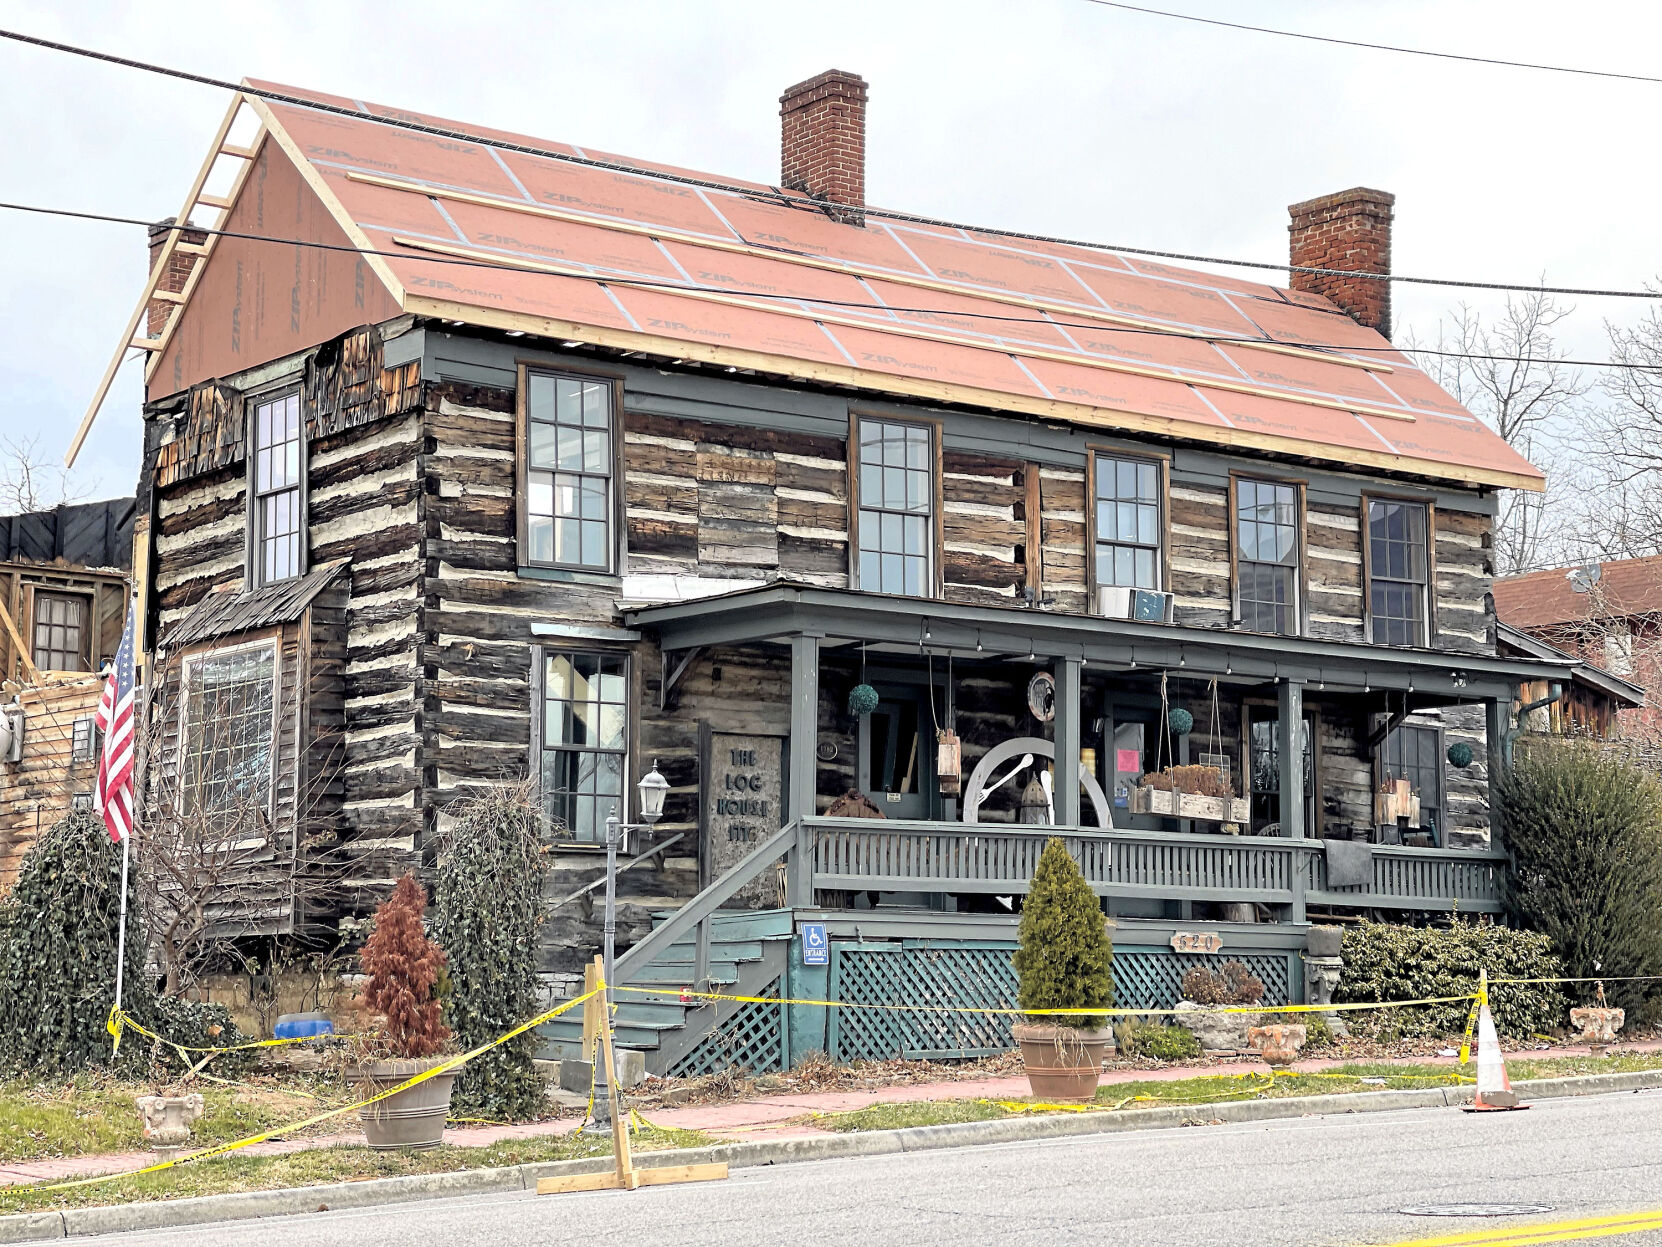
xmin=624 ymin=581 xmax=1576 ymax=702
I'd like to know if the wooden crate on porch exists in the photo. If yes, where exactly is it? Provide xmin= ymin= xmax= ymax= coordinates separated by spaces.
xmin=1129 ymin=786 xmax=1249 ymax=824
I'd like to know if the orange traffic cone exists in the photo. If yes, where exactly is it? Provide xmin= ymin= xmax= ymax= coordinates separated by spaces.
xmin=1463 ymin=975 xmax=1528 ymax=1113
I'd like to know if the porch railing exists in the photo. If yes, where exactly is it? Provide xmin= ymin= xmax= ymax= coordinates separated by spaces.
xmin=806 ymin=818 xmax=1505 ymax=915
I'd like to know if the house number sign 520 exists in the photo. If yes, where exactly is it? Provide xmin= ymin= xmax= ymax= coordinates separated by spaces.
xmin=1170 ymin=932 xmax=1224 ymax=955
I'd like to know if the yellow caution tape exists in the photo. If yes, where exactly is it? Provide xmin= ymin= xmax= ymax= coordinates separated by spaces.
xmin=32 ymin=987 xmax=602 ymax=1194
xmin=106 ymin=1007 xmax=346 ymax=1058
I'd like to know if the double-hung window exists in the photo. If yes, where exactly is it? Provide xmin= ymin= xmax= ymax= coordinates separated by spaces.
xmin=180 ymin=641 xmax=278 ymax=820
xmin=855 ymin=419 xmax=934 ymax=597
xmin=1093 ymin=454 xmax=1162 ymax=590
xmin=1235 ymin=478 xmax=1300 ymax=635
xmin=538 ymin=650 xmax=628 ymax=843
xmin=1367 ymin=499 xmax=1430 ymax=646
xmin=32 ymin=592 xmax=89 ymax=671
xmin=524 ymin=371 xmax=614 ymax=571
xmin=250 ymin=391 xmax=304 ymax=586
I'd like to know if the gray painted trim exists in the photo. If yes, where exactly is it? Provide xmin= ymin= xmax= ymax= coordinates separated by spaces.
xmin=626 ymin=582 xmax=1574 ymax=699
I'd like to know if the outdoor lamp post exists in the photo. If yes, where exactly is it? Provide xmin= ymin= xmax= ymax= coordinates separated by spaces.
xmin=588 ymin=762 xmax=668 ymax=1133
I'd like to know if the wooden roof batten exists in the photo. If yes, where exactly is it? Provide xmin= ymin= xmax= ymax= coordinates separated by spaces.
xmin=73 ymin=80 xmax=1541 ymax=496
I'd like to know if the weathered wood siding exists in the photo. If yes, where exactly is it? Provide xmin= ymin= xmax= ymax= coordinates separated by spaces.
xmin=0 ymin=676 xmax=102 ymax=893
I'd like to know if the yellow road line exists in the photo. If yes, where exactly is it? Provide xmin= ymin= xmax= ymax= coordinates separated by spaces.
xmin=1383 ymin=1208 xmax=1662 ymax=1247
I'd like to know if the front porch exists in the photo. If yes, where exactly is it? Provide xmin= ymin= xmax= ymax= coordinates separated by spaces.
xmin=628 ymin=582 xmax=1569 ymax=928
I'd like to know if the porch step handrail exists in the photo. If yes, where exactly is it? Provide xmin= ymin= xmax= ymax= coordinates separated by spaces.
xmin=611 ymin=818 xmax=802 ymax=988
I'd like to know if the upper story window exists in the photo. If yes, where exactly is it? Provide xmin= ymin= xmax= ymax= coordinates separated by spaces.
xmin=250 ymin=391 xmax=304 ymax=586
xmin=181 ymin=641 xmax=278 ymax=820
xmin=32 ymin=591 xmax=88 ymax=672
xmin=855 ymin=419 xmax=934 ymax=597
xmin=538 ymin=649 xmax=628 ymax=843
xmin=1235 ymin=478 xmax=1300 ymax=635
xmin=1367 ymin=499 xmax=1430 ymax=646
xmin=524 ymin=371 xmax=615 ymax=571
xmin=1094 ymin=454 xmax=1162 ymax=590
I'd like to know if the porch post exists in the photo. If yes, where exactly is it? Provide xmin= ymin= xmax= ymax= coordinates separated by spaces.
xmin=1054 ymin=656 xmax=1082 ymax=827
xmin=786 ymin=633 xmax=821 ymax=907
xmin=1277 ymin=678 xmax=1308 ymax=924
xmin=1485 ymin=695 xmax=1509 ymax=851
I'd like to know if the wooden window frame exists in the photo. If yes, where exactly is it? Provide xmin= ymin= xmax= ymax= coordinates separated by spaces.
xmin=1373 ymin=718 xmax=1447 ymax=846
xmin=1228 ymin=472 xmax=1307 ymax=637
xmin=244 ymin=385 xmax=308 ymax=589
xmin=29 ymin=588 xmax=93 ymax=673
xmin=1239 ymin=697 xmax=1323 ymax=837
xmin=847 ymin=411 xmax=944 ymax=598
xmin=516 ymin=363 xmax=626 ymax=577
xmin=177 ymin=634 xmax=282 ymax=822
xmin=1362 ymin=492 xmax=1438 ymax=647
xmin=529 ymin=646 xmax=633 ymax=845
xmin=1085 ymin=446 xmax=1171 ymax=606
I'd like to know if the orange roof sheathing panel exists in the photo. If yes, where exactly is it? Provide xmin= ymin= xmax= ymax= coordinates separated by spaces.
xmin=134 ymin=80 xmax=1551 ymax=492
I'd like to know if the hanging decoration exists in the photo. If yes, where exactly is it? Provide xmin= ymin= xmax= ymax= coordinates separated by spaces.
xmin=1026 ymin=670 xmax=1057 ymax=722
xmin=1167 ymin=707 xmax=1194 ymax=737
xmin=1130 ymin=675 xmax=1247 ymax=824
xmin=1447 ymin=741 xmax=1474 ymax=769
xmin=929 ymin=650 xmax=962 ymax=796
xmin=848 ymin=641 xmax=878 ymax=717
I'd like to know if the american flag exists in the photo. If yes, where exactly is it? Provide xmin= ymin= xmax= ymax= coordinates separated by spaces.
xmin=95 ymin=603 xmax=139 ymax=844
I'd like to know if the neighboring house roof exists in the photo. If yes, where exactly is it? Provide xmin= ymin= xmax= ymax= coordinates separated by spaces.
xmin=1493 ymin=554 xmax=1662 ymax=630
xmin=103 ymin=83 xmax=1541 ymax=493
xmin=0 ymin=497 xmax=136 ymax=571
xmin=160 ymin=560 xmax=347 ymax=651
xmin=1496 ymin=621 xmax=1645 ymax=709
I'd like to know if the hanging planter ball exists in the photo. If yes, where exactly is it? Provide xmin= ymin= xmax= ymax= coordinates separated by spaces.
xmin=1447 ymin=741 xmax=1474 ymax=769
xmin=847 ymin=683 xmax=880 ymax=717
xmin=1168 ymin=707 xmax=1195 ymax=737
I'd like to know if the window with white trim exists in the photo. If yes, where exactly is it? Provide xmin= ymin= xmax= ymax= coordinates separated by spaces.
xmin=181 ymin=642 xmax=277 ymax=818
xmin=538 ymin=650 xmax=628 ymax=843
xmin=250 ymin=392 xmax=304 ymax=586
xmin=1368 ymin=499 xmax=1430 ymax=646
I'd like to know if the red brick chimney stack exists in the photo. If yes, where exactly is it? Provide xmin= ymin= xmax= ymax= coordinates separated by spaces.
xmin=780 ymin=69 xmax=868 ymax=227
xmin=145 ymin=217 xmax=208 ymax=337
xmin=1287 ymin=188 xmax=1395 ymax=339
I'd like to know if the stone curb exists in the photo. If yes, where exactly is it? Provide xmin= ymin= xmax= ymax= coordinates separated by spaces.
xmin=3 ymin=1068 xmax=1658 ymax=1243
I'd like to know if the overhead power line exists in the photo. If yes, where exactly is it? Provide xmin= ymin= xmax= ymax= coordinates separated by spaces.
xmin=0 ymin=27 xmax=1658 ymax=303
xmin=1080 ymin=1 xmax=1662 ymax=85
xmin=1 ymin=198 xmax=1645 ymax=373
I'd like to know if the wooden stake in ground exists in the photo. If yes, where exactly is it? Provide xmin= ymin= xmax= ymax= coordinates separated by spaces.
xmin=537 ymin=955 xmax=728 ymax=1196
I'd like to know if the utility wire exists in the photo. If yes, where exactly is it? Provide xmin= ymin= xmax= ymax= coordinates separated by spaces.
xmin=1 ymin=27 xmax=1658 ymax=302
xmin=3 ymin=198 xmax=1641 ymax=372
xmin=1080 ymin=1 xmax=1662 ymax=85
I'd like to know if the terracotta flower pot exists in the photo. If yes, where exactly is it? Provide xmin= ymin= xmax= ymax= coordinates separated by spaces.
xmin=1012 ymin=1022 xmax=1115 ymax=1102
xmin=1247 ymin=1023 xmax=1306 ymax=1067
xmin=345 ymin=1058 xmax=457 ymax=1150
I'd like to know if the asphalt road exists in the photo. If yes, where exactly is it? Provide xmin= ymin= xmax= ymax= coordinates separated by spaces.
xmin=80 ymin=1089 xmax=1662 ymax=1247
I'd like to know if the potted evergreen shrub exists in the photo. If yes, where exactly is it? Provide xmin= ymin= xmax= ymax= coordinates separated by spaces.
xmin=1012 ymin=837 xmax=1116 ymax=1101
xmin=345 ymin=873 xmax=455 ymax=1150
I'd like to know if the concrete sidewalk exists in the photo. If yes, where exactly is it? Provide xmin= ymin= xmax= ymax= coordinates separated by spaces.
xmin=3 ymin=1039 xmax=1653 ymax=1188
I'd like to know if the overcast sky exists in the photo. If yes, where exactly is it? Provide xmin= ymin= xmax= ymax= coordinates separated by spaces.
xmin=1 ymin=0 xmax=1656 ymax=510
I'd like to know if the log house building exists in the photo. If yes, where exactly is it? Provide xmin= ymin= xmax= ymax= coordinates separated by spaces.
xmin=78 ymin=71 xmax=1578 ymax=1066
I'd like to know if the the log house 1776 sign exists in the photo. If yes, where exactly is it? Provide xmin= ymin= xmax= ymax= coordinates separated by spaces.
xmin=701 ymin=728 xmax=786 ymax=903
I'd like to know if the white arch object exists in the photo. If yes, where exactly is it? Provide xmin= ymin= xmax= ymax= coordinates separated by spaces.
xmin=961 ymin=736 xmax=1113 ymax=828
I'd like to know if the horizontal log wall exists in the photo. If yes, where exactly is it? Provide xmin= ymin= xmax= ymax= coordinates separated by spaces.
xmin=0 ymin=676 xmax=102 ymax=893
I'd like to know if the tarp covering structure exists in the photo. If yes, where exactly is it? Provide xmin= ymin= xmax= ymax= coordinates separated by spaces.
xmin=137 ymin=81 xmax=1543 ymax=492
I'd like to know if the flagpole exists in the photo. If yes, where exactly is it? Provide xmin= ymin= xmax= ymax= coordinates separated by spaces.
xmin=113 ymin=824 xmax=131 ymax=1014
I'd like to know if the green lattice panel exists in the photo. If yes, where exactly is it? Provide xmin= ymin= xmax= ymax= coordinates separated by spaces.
xmin=825 ymin=943 xmax=1295 ymax=1061
xmin=1114 ymin=949 xmax=1293 ymax=1010
xmin=667 ymin=980 xmax=784 ymax=1077
xmin=830 ymin=944 xmax=1017 ymax=1061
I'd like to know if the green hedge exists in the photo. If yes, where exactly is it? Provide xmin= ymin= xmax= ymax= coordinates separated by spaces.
xmin=1335 ymin=922 xmax=1566 ymax=1038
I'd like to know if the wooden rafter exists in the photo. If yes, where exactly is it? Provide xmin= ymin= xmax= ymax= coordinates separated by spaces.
xmin=66 ymin=95 xmax=260 ymax=467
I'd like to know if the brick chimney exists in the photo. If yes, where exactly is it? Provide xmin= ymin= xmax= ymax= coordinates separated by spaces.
xmin=145 ymin=217 xmax=208 ymax=337
xmin=780 ymin=69 xmax=868 ymax=226
xmin=1287 ymin=188 xmax=1395 ymax=339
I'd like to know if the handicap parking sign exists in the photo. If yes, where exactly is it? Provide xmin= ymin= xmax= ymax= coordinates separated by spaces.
xmin=801 ymin=922 xmax=828 ymax=966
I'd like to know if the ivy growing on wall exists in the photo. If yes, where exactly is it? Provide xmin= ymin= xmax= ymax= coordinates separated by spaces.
xmin=433 ymin=783 xmax=553 ymax=1121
